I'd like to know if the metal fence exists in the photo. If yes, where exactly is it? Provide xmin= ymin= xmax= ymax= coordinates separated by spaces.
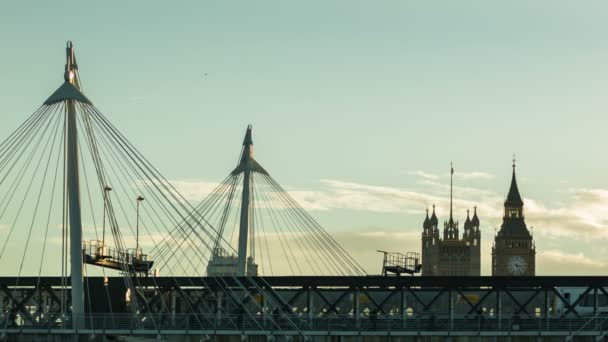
xmin=3 ymin=313 xmax=608 ymax=336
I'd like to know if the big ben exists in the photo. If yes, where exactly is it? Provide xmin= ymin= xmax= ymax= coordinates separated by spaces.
xmin=492 ymin=159 xmax=536 ymax=276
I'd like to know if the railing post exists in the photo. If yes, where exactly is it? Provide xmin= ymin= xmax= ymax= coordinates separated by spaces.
xmin=448 ymin=288 xmax=453 ymax=331
xmin=544 ymin=288 xmax=550 ymax=331
xmin=307 ymin=286 xmax=313 ymax=326
xmin=354 ymin=287 xmax=360 ymax=330
xmin=497 ymin=289 xmax=502 ymax=331
xmin=401 ymin=287 xmax=407 ymax=329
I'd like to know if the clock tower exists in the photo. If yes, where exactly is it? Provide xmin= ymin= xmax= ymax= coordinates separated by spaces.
xmin=492 ymin=159 xmax=536 ymax=276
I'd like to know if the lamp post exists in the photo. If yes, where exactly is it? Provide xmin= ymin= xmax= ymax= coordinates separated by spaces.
xmin=136 ymin=196 xmax=144 ymax=257
xmin=102 ymin=185 xmax=112 ymax=248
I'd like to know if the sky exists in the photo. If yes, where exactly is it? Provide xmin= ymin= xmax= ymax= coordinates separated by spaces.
xmin=0 ymin=1 xmax=607 ymax=275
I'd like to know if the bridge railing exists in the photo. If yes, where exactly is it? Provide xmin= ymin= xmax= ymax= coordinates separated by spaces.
xmin=3 ymin=313 xmax=608 ymax=334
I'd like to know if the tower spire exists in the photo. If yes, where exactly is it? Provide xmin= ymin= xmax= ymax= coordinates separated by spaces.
xmin=505 ymin=155 xmax=523 ymax=207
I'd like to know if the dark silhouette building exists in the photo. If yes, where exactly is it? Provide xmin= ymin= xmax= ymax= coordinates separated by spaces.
xmin=492 ymin=161 xmax=536 ymax=276
xmin=421 ymin=165 xmax=481 ymax=276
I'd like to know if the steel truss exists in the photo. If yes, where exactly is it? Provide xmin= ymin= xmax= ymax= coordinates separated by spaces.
xmin=2 ymin=276 xmax=608 ymax=338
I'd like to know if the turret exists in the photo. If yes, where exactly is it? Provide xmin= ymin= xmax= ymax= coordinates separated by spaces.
xmin=423 ymin=209 xmax=431 ymax=233
xmin=471 ymin=206 xmax=480 ymax=230
xmin=430 ymin=205 xmax=438 ymax=231
xmin=463 ymin=209 xmax=472 ymax=238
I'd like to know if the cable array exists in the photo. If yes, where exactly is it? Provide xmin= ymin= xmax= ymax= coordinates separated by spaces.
xmin=0 ymin=86 xmax=305 ymax=333
xmin=155 ymin=127 xmax=366 ymax=276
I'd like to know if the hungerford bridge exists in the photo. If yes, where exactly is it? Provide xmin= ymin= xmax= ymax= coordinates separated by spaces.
xmin=0 ymin=43 xmax=607 ymax=342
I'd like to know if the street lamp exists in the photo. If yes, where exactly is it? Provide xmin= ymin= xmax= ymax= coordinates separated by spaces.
xmin=102 ymin=186 xmax=112 ymax=249
xmin=136 ymin=196 xmax=144 ymax=257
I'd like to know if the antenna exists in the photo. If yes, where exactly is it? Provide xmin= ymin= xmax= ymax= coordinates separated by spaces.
xmin=450 ymin=162 xmax=454 ymax=221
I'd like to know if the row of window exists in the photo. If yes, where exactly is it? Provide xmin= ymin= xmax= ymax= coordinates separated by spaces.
xmin=505 ymin=240 xmax=530 ymax=249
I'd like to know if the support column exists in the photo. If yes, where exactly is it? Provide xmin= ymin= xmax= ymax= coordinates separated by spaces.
xmin=236 ymin=126 xmax=254 ymax=276
xmin=545 ymin=288 xmax=550 ymax=330
xmin=354 ymin=288 xmax=360 ymax=329
xmin=497 ymin=289 xmax=502 ymax=331
xmin=401 ymin=287 xmax=407 ymax=329
xmin=594 ymin=287 xmax=599 ymax=315
xmin=448 ymin=289 xmax=453 ymax=331
xmin=307 ymin=287 xmax=313 ymax=324
xmin=171 ymin=290 xmax=176 ymax=326
xmin=237 ymin=169 xmax=251 ymax=276
xmin=216 ymin=290 xmax=223 ymax=327
xmin=67 ymin=97 xmax=85 ymax=328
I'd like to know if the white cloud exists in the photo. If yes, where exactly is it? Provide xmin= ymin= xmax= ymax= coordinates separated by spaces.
xmin=524 ymin=189 xmax=608 ymax=240
xmin=409 ymin=170 xmax=495 ymax=181
xmin=170 ymin=179 xmax=220 ymax=202
xmin=537 ymin=250 xmax=607 ymax=275
xmin=454 ymin=171 xmax=495 ymax=180
xmin=165 ymin=177 xmax=608 ymax=275
xmin=408 ymin=170 xmax=440 ymax=180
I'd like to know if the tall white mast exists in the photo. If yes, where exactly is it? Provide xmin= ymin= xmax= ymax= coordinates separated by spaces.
xmin=65 ymin=41 xmax=85 ymax=325
xmin=236 ymin=125 xmax=253 ymax=276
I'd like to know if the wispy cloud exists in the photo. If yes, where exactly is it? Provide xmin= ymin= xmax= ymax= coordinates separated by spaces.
xmin=537 ymin=249 xmax=607 ymax=275
xmin=524 ymin=188 xmax=608 ymax=240
xmin=408 ymin=170 xmax=439 ymax=180
xmin=170 ymin=178 xmax=608 ymax=240
xmin=171 ymin=179 xmax=220 ymax=202
xmin=409 ymin=170 xmax=495 ymax=181
xmin=455 ymin=171 xmax=495 ymax=180
xmin=290 ymin=179 xmax=503 ymax=220
xmin=167 ymin=177 xmax=608 ymax=275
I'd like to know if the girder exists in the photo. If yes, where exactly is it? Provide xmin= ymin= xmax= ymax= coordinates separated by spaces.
xmin=1 ymin=276 xmax=607 ymax=318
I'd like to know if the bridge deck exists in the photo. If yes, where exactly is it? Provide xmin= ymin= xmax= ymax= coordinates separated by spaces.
xmin=2 ymin=276 xmax=608 ymax=338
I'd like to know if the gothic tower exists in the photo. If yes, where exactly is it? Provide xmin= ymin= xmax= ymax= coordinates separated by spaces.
xmin=421 ymin=164 xmax=481 ymax=276
xmin=492 ymin=159 xmax=536 ymax=276
xmin=464 ymin=207 xmax=481 ymax=275
xmin=421 ymin=205 xmax=440 ymax=276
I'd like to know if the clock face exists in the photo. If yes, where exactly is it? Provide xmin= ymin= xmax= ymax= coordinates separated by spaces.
xmin=507 ymin=256 xmax=527 ymax=276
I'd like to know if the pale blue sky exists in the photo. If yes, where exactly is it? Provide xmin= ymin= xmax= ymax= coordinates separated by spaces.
xmin=0 ymin=1 xmax=607 ymax=274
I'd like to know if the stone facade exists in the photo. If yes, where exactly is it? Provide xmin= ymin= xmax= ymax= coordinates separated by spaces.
xmin=421 ymin=206 xmax=481 ymax=276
